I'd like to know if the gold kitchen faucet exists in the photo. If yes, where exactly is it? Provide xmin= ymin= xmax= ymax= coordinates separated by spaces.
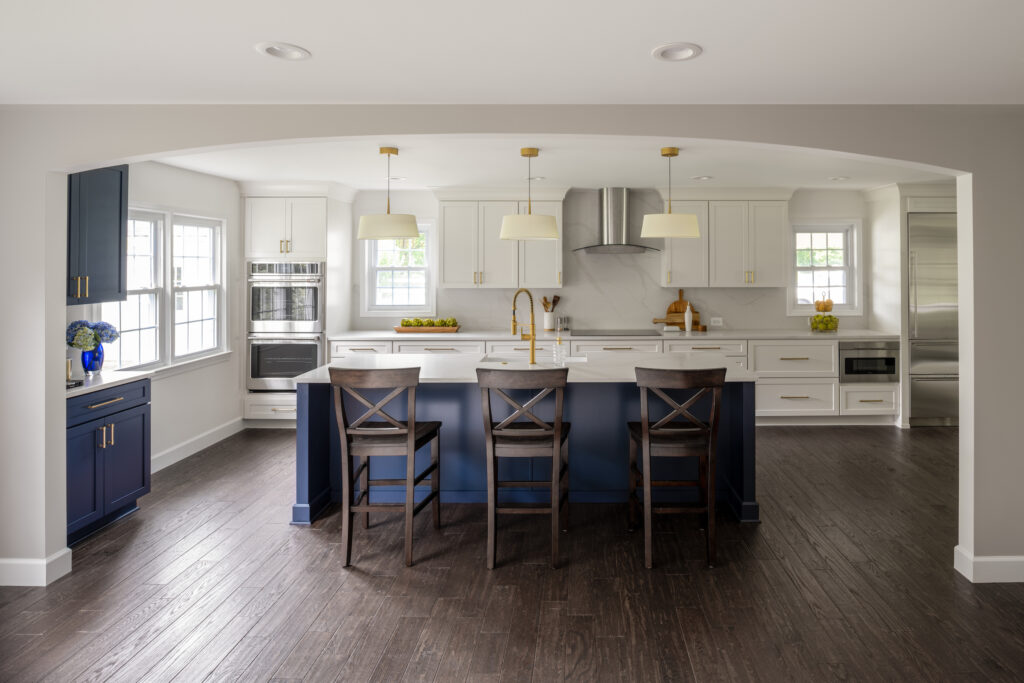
xmin=510 ymin=288 xmax=537 ymax=365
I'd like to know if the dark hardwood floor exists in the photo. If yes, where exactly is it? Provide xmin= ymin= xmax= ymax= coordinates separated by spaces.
xmin=2 ymin=426 xmax=1024 ymax=682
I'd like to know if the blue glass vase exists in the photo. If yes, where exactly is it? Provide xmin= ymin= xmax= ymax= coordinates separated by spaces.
xmin=81 ymin=343 xmax=104 ymax=376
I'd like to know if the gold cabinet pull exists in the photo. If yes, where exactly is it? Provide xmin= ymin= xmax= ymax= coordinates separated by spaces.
xmin=602 ymin=346 xmax=633 ymax=351
xmin=424 ymin=347 xmax=457 ymax=351
xmin=347 ymin=348 xmax=378 ymax=352
xmin=279 ymin=239 xmax=284 ymax=253
xmin=692 ymin=346 xmax=721 ymax=350
xmin=87 ymin=396 xmax=124 ymax=410
xmin=99 ymin=425 xmax=107 ymax=448
xmin=751 ymin=271 xmax=755 ymax=283
xmin=479 ymin=271 xmax=483 ymax=285
xmin=74 ymin=276 xmax=81 ymax=298
xmin=858 ymin=399 xmax=885 ymax=403
xmin=271 ymin=407 xmax=297 ymax=413
xmin=286 ymin=240 xmax=291 ymax=253
xmin=667 ymin=270 xmax=672 ymax=284
xmin=473 ymin=272 xmax=477 ymax=284
xmin=780 ymin=395 xmax=810 ymax=399
xmin=84 ymin=275 xmax=89 ymax=298
xmin=513 ymin=347 xmax=546 ymax=351
xmin=109 ymin=423 xmax=115 ymax=445
xmin=779 ymin=357 xmax=810 ymax=361
xmin=558 ymin=271 xmax=562 ymax=285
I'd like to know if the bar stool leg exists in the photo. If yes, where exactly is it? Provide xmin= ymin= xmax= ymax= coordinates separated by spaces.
xmin=642 ymin=439 xmax=654 ymax=570
xmin=405 ymin=446 xmax=416 ymax=567
xmin=560 ymin=438 xmax=570 ymax=533
xmin=707 ymin=452 xmax=717 ymax=568
xmin=431 ymin=435 xmax=441 ymax=530
xmin=341 ymin=450 xmax=354 ymax=567
xmin=550 ymin=441 xmax=560 ymax=569
xmin=486 ymin=444 xmax=497 ymax=570
xmin=360 ymin=455 xmax=370 ymax=529
xmin=627 ymin=437 xmax=639 ymax=531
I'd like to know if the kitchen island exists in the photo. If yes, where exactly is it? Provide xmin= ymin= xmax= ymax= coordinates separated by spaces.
xmin=292 ymin=352 xmax=758 ymax=525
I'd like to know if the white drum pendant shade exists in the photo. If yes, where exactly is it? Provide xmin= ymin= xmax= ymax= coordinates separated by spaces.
xmin=640 ymin=212 xmax=700 ymax=238
xmin=500 ymin=213 xmax=559 ymax=240
xmin=641 ymin=146 xmax=700 ymax=239
xmin=358 ymin=213 xmax=419 ymax=239
xmin=357 ymin=146 xmax=418 ymax=240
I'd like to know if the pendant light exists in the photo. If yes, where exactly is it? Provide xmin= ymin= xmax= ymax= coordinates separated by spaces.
xmin=500 ymin=148 xmax=559 ymax=240
xmin=357 ymin=146 xmax=419 ymax=240
xmin=641 ymin=147 xmax=700 ymax=238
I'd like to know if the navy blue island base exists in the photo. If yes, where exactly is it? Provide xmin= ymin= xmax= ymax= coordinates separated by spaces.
xmin=292 ymin=378 xmax=758 ymax=525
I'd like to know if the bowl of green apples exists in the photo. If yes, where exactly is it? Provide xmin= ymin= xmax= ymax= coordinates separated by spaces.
xmin=809 ymin=314 xmax=839 ymax=332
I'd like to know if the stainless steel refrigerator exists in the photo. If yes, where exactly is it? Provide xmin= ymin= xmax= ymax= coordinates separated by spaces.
xmin=908 ymin=213 xmax=959 ymax=426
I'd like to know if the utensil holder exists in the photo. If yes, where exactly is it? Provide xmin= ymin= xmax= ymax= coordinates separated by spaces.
xmin=543 ymin=312 xmax=555 ymax=331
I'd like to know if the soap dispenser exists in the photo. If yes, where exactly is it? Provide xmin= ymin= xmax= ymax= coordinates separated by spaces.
xmin=684 ymin=303 xmax=693 ymax=333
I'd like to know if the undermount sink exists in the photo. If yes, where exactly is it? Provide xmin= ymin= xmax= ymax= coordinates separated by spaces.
xmin=479 ymin=354 xmax=588 ymax=365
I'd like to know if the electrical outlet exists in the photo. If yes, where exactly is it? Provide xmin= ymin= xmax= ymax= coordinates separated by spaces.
xmin=709 ymin=317 xmax=723 ymax=327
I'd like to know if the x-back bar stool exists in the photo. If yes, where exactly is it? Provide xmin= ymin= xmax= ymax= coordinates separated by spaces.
xmin=628 ymin=367 xmax=726 ymax=569
xmin=330 ymin=366 xmax=442 ymax=567
xmin=477 ymin=367 xmax=570 ymax=569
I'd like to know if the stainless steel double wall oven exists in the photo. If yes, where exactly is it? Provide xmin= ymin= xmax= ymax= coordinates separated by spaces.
xmin=247 ymin=262 xmax=325 ymax=391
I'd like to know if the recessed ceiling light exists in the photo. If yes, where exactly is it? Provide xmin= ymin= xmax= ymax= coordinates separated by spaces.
xmin=829 ymin=176 xmax=850 ymax=181
xmin=691 ymin=175 xmax=714 ymax=181
xmin=651 ymin=42 xmax=703 ymax=62
xmin=254 ymin=42 xmax=312 ymax=61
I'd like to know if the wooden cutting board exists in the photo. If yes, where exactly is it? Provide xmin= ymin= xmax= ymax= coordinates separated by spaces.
xmin=654 ymin=289 xmax=701 ymax=326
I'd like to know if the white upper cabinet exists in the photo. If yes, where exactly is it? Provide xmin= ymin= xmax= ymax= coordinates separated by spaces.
xmin=708 ymin=200 xmax=788 ymax=287
xmin=245 ymin=197 xmax=327 ymax=259
xmin=479 ymin=201 xmax=519 ymax=288
xmin=659 ymin=200 xmax=709 ymax=287
xmin=439 ymin=202 xmax=479 ymax=287
xmin=439 ymin=198 xmax=563 ymax=289
xmin=518 ymin=200 xmax=563 ymax=288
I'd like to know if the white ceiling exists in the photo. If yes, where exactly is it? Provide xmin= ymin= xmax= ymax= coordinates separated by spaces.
xmin=161 ymin=134 xmax=954 ymax=191
xmin=3 ymin=0 xmax=1023 ymax=104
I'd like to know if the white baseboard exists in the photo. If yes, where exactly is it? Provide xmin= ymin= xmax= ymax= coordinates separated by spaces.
xmin=954 ymin=545 xmax=1024 ymax=583
xmin=152 ymin=417 xmax=245 ymax=473
xmin=0 ymin=547 xmax=72 ymax=586
xmin=756 ymin=415 xmax=899 ymax=427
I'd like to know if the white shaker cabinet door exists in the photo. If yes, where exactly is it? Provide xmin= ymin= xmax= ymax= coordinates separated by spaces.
xmin=478 ymin=201 xmax=519 ymax=288
xmin=286 ymin=197 xmax=327 ymax=259
xmin=660 ymin=200 xmax=709 ymax=287
xmin=709 ymin=201 xmax=749 ymax=287
xmin=747 ymin=201 xmax=788 ymax=287
xmin=439 ymin=202 xmax=479 ymax=288
xmin=518 ymin=200 xmax=563 ymax=289
xmin=246 ymin=197 xmax=288 ymax=258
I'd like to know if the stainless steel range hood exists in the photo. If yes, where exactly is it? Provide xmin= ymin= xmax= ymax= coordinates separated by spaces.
xmin=574 ymin=187 xmax=658 ymax=254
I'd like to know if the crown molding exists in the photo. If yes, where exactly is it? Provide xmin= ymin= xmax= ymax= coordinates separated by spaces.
xmin=656 ymin=187 xmax=795 ymax=201
xmin=241 ymin=181 xmax=357 ymax=203
xmin=432 ymin=186 xmax=569 ymax=202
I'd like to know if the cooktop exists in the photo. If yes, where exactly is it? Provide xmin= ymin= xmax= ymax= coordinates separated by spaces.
xmin=570 ymin=329 xmax=662 ymax=337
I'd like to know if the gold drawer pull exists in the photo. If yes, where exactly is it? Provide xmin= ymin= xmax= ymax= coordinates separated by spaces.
xmin=347 ymin=348 xmax=378 ymax=351
xmin=271 ymin=407 xmax=297 ymax=413
xmin=513 ymin=347 xmax=536 ymax=351
xmin=425 ymin=347 xmax=457 ymax=351
xmin=779 ymin=357 xmax=810 ymax=361
xmin=692 ymin=346 xmax=721 ymax=350
xmin=780 ymin=395 xmax=811 ymax=399
xmin=87 ymin=396 xmax=124 ymax=410
xmin=858 ymin=399 xmax=885 ymax=403
xmin=602 ymin=347 xmax=633 ymax=351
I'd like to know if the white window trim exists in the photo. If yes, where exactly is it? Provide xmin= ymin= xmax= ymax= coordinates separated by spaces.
xmin=170 ymin=213 xmax=226 ymax=361
xmin=359 ymin=220 xmax=437 ymax=318
xmin=786 ymin=219 xmax=864 ymax=317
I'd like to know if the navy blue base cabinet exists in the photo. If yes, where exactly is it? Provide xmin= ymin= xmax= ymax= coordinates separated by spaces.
xmin=67 ymin=379 xmax=151 ymax=545
xmin=67 ymin=164 xmax=129 ymax=305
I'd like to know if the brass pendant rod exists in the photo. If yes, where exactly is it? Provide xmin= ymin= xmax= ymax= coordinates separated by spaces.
xmin=527 ymin=155 xmax=532 ymax=215
xmin=667 ymin=153 xmax=672 ymax=214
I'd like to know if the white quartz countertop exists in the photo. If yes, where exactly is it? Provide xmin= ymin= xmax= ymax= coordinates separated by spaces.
xmin=296 ymin=352 xmax=756 ymax=384
xmin=330 ymin=328 xmax=898 ymax=342
xmin=66 ymin=369 xmax=153 ymax=398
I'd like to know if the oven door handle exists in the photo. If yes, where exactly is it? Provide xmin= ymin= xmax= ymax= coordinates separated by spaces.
xmin=248 ymin=336 xmax=323 ymax=344
xmin=248 ymin=278 xmax=323 ymax=285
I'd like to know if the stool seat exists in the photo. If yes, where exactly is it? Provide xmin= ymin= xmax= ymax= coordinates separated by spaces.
xmin=627 ymin=421 xmax=708 ymax=450
xmin=493 ymin=422 xmax=571 ymax=452
xmin=349 ymin=421 xmax=443 ymax=455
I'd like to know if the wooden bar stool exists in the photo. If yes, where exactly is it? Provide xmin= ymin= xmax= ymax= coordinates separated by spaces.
xmin=628 ymin=367 xmax=726 ymax=569
xmin=329 ymin=366 xmax=441 ymax=567
xmin=476 ymin=367 xmax=570 ymax=569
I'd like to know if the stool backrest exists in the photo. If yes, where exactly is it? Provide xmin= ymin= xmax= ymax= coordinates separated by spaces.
xmin=476 ymin=367 xmax=568 ymax=440
xmin=634 ymin=367 xmax=726 ymax=442
xmin=329 ymin=366 xmax=421 ymax=438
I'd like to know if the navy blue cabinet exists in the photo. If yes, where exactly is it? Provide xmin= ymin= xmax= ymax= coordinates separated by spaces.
xmin=67 ymin=379 xmax=151 ymax=544
xmin=67 ymin=164 xmax=129 ymax=305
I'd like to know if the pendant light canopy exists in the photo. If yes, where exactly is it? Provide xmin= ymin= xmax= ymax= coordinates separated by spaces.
xmin=500 ymin=148 xmax=559 ymax=240
xmin=357 ymin=147 xmax=419 ymax=240
xmin=641 ymin=147 xmax=700 ymax=239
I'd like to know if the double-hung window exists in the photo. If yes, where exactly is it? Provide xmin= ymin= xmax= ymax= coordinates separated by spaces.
xmin=101 ymin=211 xmax=162 ymax=369
xmin=362 ymin=223 xmax=435 ymax=316
xmin=788 ymin=220 xmax=862 ymax=315
xmin=100 ymin=210 xmax=225 ymax=370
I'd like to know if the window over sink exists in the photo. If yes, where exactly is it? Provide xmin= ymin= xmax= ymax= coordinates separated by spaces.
xmin=361 ymin=221 xmax=436 ymax=317
xmin=787 ymin=220 xmax=863 ymax=316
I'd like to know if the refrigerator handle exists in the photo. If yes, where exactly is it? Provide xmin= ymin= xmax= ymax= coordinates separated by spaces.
xmin=909 ymin=251 xmax=918 ymax=338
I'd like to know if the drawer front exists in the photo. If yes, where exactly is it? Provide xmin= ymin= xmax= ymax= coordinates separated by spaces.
xmin=840 ymin=384 xmax=899 ymax=415
xmin=755 ymin=379 xmax=838 ymax=416
xmin=486 ymin=340 xmax=557 ymax=355
xmin=244 ymin=394 xmax=298 ymax=420
xmin=571 ymin=340 xmax=663 ymax=355
xmin=330 ymin=341 xmax=392 ymax=358
xmin=395 ymin=341 xmax=486 ymax=354
xmin=664 ymin=340 xmax=747 ymax=355
xmin=67 ymin=378 xmax=151 ymax=427
xmin=750 ymin=341 xmax=838 ymax=377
